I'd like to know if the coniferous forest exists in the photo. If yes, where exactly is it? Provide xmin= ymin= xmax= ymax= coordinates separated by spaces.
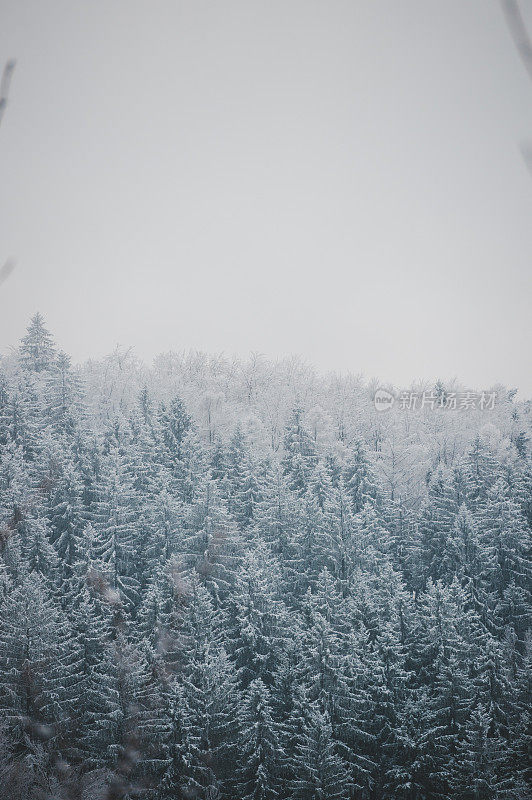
xmin=0 ymin=314 xmax=530 ymax=800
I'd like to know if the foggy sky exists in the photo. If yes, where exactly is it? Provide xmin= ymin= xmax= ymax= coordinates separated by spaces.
xmin=1 ymin=1 xmax=531 ymax=394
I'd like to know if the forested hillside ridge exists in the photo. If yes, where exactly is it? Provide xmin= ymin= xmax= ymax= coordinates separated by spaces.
xmin=0 ymin=314 xmax=530 ymax=800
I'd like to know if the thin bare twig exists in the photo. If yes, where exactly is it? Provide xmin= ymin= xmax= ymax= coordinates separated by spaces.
xmin=501 ymin=2 xmax=532 ymax=178
xmin=0 ymin=59 xmax=16 ymax=128
xmin=0 ymin=60 xmax=17 ymax=286
xmin=520 ymin=140 xmax=532 ymax=174
xmin=0 ymin=258 xmax=15 ymax=287
xmin=501 ymin=0 xmax=532 ymax=82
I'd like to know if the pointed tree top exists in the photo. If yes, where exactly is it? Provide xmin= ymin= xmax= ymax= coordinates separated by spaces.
xmin=19 ymin=313 xmax=57 ymax=372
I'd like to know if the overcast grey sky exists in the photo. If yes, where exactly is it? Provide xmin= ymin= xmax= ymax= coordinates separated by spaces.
xmin=0 ymin=1 xmax=531 ymax=393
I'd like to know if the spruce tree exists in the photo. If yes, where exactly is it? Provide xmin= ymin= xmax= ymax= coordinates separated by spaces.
xmin=19 ymin=313 xmax=57 ymax=374
xmin=236 ymin=678 xmax=283 ymax=800
xmin=290 ymin=698 xmax=352 ymax=800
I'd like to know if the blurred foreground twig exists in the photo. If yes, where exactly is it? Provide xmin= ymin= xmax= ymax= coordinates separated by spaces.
xmin=0 ymin=59 xmax=16 ymax=128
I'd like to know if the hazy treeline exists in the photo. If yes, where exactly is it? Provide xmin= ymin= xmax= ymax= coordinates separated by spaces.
xmin=0 ymin=315 xmax=530 ymax=799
